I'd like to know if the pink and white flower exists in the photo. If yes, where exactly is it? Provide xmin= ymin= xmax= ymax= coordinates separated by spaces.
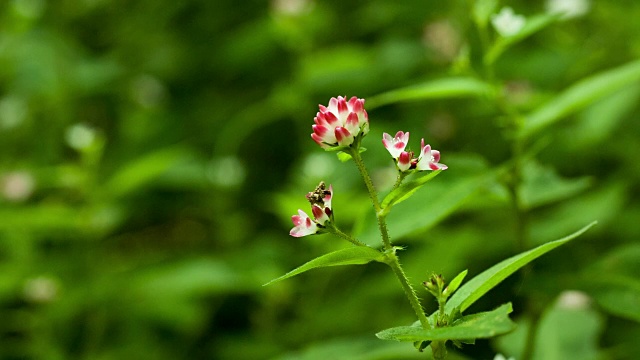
xmin=290 ymin=210 xmax=318 ymax=237
xmin=312 ymin=96 xmax=369 ymax=149
xmin=290 ymin=182 xmax=334 ymax=237
xmin=416 ymin=138 xmax=448 ymax=171
xmin=382 ymin=132 xmax=448 ymax=172
xmin=382 ymin=131 xmax=410 ymax=159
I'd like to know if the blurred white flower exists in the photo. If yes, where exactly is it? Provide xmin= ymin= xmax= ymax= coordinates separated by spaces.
xmin=491 ymin=7 xmax=526 ymax=37
xmin=546 ymin=0 xmax=590 ymax=19
xmin=24 ymin=276 xmax=59 ymax=304
xmin=65 ymin=123 xmax=97 ymax=150
xmin=558 ymin=290 xmax=591 ymax=309
xmin=1 ymin=171 xmax=35 ymax=202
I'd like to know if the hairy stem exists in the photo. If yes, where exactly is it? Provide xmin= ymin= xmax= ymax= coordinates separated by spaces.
xmin=348 ymin=146 xmax=392 ymax=250
xmin=348 ymin=146 xmax=431 ymax=330
xmin=329 ymin=225 xmax=368 ymax=247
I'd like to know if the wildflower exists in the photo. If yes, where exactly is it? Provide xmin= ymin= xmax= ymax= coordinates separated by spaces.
xmin=382 ymin=132 xmax=447 ymax=172
xmin=311 ymin=96 xmax=369 ymax=149
xmin=290 ymin=209 xmax=319 ymax=237
xmin=416 ymin=139 xmax=448 ymax=171
xmin=491 ymin=7 xmax=525 ymax=37
xmin=382 ymin=131 xmax=410 ymax=159
xmin=290 ymin=182 xmax=334 ymax=237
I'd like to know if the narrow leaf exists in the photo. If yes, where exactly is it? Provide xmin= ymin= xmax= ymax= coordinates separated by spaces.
xmin=381 ymin=170 xmax=443 ymax=213
xmin=263 ymin=246 xmax=384 ymax=286
xmin=367 ymin=77 xmax=495 ymax=109
xmin=485 ymin=14 xmax=559 ymax=65
xmin=376 ymin=303 xmax=515 ymax=342
xmin=445 ymin=269 xmax=468 ymax=297
xmin=446 ymin=221 xmax=597 ymax=313
xmin=520 ymin=59 xmax=640 ymax=139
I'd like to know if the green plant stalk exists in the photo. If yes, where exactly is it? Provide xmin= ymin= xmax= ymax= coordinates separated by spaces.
xmin=328 ymin=224 xmax=368 ymax=247
xmin=348 ymin=146 xmax=431 ymax=330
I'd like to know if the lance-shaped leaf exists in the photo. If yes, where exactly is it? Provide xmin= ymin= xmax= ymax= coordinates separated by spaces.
xmin=263 ymin=246 xmax=385 ymax=286
xmin=367 ymin=77 xmax=496 ymax=109
xmin=380 ymin=170 xmax=443 ymax=215
xmin=377 ymin=303 xmax=515 ymax=342
xmin=520 ymin=59 xmax=640 ymax=139
xmin=446 ymin=221 xmax=597 ymax=313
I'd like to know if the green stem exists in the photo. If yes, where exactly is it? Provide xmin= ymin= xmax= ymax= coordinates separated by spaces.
xmin=431 ymin=340 xmax=448 ymax=360
xmin=387 ymin=253 xmax=431 ymax=330
xmin=348 ymin=146 xmax=431 ymax=330
xmin=390 ymin=171 xmax=407 ymax=192
xmin=329 ymin=225 xmax=368 ymax=247
xmin=348 ymin=146 xmax=392 ymax=250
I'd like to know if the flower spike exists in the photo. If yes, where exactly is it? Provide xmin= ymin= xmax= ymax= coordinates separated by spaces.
xmin=382 ymin=131 xmax=447 ymax=172
xmin=311 ymin=96 xmax=369 ymax=149
xmin=290 ymin=182 xmax=335 ymax=237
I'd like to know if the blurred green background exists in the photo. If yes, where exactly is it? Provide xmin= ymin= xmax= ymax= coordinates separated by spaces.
xmin=1 ymin=0 xmax=639 ymax=359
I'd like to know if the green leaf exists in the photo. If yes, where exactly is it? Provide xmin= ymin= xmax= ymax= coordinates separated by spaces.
xmin=263 ymin=246 xmax=385 ymax=286
xmin=367 ymin=77 xmax=496 ymax=109
xmin=376 ymin=303 xmax=515 ymax=342
xmin=586 ymin=244 xmax=640 ymax=322
xmin=380 ymin=170 xmax=443 ymax=213
xmin=105 ymin=147 xmax=190 ymax=198
xmin=336 ymin=147 xmax=366 ymax=162
xmin=495 ymin=298 xmax=604 ymax=360
xmin=485 ymin=13 xmax=559 ymax=65
xmin=444 ymin=269 xmax=468 ymax=297
xmin=446 ymin=221 xmax=597 ymax=313
xmin=520 ymin=59 xmax=640 ymax=139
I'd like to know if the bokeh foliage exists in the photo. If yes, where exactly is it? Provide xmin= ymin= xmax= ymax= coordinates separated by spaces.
xmin=1 ymin=0 xmax=639 ymax=359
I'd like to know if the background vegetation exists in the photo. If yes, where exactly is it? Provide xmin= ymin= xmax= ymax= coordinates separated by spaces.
xmin=1 ymin=0 xmax=639 ymax=359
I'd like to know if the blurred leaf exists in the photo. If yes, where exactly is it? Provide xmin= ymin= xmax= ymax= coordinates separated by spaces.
xmin=520 ymin=59 xmax=640 ymax=138
xmin=586 ymin=244 xmax=640 ymax=322
xmin=376 ymin=303 xmax=515 ymax=342
xmin=529 ymin=183 xmax=624 ymax=245
xmin=104 ymin=146 xmax=191 ymax=198
xmin=367 ymin=77 xmax=496 ymax=109
xmin=263 ymin=246 xmax=385 ymax=286
xmin=274 ymin=336 xmax=441 ymax=360
xmin=363 ymin=170 xmax=496 ymax=244
xmin=485 ymin=14 xmax=559 ymax=65
xmin=519 ymin=159 xmax=592 ymax=209
xmin=446 ymin=221 xmax=597 ymax=313
xmin=380 ymin=170 xmax=443 ymax=214
xmin=495 ymin=297 xmax=604 ymax=360
xmin=534 ymin=303 xmax=603 ymax=360
xmin=566 ymin=83 xmax=640 ymax=148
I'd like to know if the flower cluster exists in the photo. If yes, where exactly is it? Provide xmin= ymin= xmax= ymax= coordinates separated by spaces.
xmin=382 ymin=131 xmax=447 ymax=172
xmin=311 ymin=96 xmax=369 ymax=149
xmin=290 ymin=182 xmax=334 ymax=237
